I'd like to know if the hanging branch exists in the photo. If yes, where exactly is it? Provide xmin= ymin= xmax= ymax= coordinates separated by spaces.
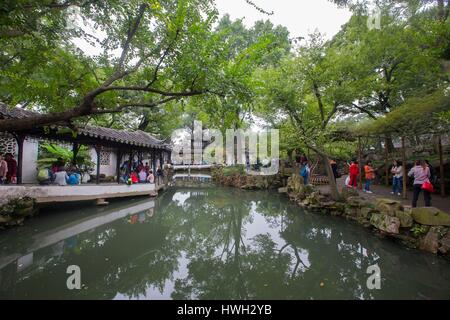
xmin=244 ymin=0 xmax=274 ymax=16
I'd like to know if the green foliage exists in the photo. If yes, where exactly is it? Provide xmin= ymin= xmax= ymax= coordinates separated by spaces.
xmin=410 ymin=224 xmax=427 ymax=237
xmin=353 ymin=90 xmax=450 ymax=136
xmin=37 ymin=143 xmax=94 ymax=174
xmin=222 ymin=165 xmax=246 ymax=176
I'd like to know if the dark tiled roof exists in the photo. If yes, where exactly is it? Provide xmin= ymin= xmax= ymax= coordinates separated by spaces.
xmin=0 ymin=103 xmax=39 ymax=119
xmin=0 ymin=104 xmax=170 ymax=149
xmin=78 ymin=126 xmax=168 ymax=149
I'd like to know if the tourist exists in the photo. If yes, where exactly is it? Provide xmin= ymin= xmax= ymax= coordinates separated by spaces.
xmin=348 ymin=160 xmax=359 ymax=189
xmin=425 ymin=160 xmax=436 ymax=185
xmin=5 ymin=153 xmax=17 ymax=184
xmin=330 ymin=159 xmax=338 ymax=180
xmin=391 ymin=160 xmax=403 ymax=196
xmin=67 ymin=172 xmax=80 ymax=185
xmin=408 ymin=160 xmax=431 ymax=207
xmin=0 ymin=155 xmax=8 ymax=184
xmin=147 ymin=170 xmax=155 ymax=184
xmin=144 ymin=162 xmax=150 ymax=174
xmin=53 ymin=167 xmax=69 ymax=186
xmin=37 ymin=167 xmax=52 ymax=185
xmin=130 ymin=171 xmax=139 ymax=184
xmin=300 ymin=161 xmax=310 ymax=185
xmin=138 ymin=168 xmax=147 ymax=183
xmin=363 ymin=160 xmax=375 ymax=194
xmin=156 ymin=165 xmax=163 ymax=184
xmin=137 ymin=161 xmax=144 ymax=173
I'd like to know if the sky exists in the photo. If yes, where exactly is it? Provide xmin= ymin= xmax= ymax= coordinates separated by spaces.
xmin=214 ymin=0 xmax=352 ymax=39
xmin=73 ymin=0 xmax=352 ymax=56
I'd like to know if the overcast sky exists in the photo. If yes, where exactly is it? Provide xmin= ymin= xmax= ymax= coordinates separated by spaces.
xmin=215 ymin=0 xmax=352 ymax=39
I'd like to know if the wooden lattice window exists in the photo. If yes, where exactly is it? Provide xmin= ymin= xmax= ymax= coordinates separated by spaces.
xmin=0 ymin=133 xmax=16 ymax=156
xmin=100 ymin=150 xmax=111 ymax=166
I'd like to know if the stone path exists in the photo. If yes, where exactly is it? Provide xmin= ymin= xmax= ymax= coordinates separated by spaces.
xmin=317 ymin=177 xmax=450 ymax=213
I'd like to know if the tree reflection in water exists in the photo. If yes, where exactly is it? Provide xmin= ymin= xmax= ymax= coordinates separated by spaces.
xmin=0 ymin=187 xmax=449 ymax=299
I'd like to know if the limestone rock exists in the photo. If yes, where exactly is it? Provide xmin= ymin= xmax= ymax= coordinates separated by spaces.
xmin=395 ymin=210 xmax=413 ymax=228
xmin=375 ymin=198 xmax=403 ymax=216
xmin=341 ymin=187 xmax=358 ymax=200
xmin=411 ymin=207 xmax=450 ymax=226
xmin=370 ymin=213 xmax=400 ymax=234
xmin=438 ymin=231 xmax=450 ymax=254
xmin=419 ymin=227 xmax=440 ymax=254
xmin=278 ymin=187 xmax=288 ymax=194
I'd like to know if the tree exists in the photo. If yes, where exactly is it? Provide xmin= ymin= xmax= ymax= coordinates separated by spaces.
xmin=0 ymin=0 xmax=254 ymax=132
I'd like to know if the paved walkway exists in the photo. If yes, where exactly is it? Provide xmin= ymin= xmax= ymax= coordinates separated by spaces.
xmin=318 ymin=177 xmax=450 ymax=213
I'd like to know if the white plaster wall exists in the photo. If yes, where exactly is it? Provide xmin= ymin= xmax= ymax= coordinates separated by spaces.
xmin=90 ymin=147 xmax=118 ymax=177
xmin=22 ymin=139 xmax=39 ymax=183
xmin=103 ymin=150 xmax=117 ymax=176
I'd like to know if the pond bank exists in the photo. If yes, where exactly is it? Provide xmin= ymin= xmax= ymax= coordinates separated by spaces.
xmin=211 ymin=167 xmax=450 ymax=257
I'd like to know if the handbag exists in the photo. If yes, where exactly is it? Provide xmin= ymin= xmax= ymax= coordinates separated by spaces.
xmin=421 ymin=180 xmax=434 ymax=193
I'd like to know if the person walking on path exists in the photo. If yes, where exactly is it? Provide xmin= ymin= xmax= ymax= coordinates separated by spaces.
xmin=348 ymin=160 xmax=359 ymax=189
xmin=300 ymin=161 xmax=310 ymax=185
xmin=0 ymin=155 xmax=8 ymax=184
xmin=364 ymin=160 xmax=375 ymax=193
xmin=408 ymin=160 xmax=431 ymax=207
xmin=391 ymin=160 xmax=403 ymax=196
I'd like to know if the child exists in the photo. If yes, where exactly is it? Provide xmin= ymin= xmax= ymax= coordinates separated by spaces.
xmin=364 ymin=161 xmax=375 ymax=193
xmin=147 ymin=170 xmax=155 ymax=184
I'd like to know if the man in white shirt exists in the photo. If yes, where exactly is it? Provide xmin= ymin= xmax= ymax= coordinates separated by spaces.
xmin=53 ymin=168 xmax=68 ymax=186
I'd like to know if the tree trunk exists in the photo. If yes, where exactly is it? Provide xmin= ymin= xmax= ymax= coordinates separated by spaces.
xmin=321 ymin=153 xmax=340 ymax=201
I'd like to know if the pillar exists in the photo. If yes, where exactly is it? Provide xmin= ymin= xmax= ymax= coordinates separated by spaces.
xmin=72 ymin=142 xmax=79 ymax=166
xmin=15 ymin=134 xmax=25 ymax=184
xmin=116 ymin=148 xmax=122 ymax=184
xmin=95 ymin=145 xmax=101 ymax=185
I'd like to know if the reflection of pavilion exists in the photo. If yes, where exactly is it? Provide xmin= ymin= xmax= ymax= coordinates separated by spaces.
xmin=0 ymin=198 xmax=156 ymax=272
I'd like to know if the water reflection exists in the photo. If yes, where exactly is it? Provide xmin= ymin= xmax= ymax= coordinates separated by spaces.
xmin=0 ymin=188 xmax=449 ymax=299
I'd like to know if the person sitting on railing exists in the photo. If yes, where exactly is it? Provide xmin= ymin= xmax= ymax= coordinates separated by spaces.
xmin=138 ymin=167 xmax=147 ymax=183
xmin=147 ymin=170 xmax=155 ymax=184
xmin=54 ymin=167 xmax=69 ymax=186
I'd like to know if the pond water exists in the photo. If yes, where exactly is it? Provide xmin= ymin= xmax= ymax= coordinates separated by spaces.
xmin=0 ymin=187 xmax=449 ymax=299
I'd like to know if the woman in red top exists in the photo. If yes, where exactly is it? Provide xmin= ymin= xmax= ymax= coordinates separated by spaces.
xmin=348 ymin=160 xmax=359 ymax=188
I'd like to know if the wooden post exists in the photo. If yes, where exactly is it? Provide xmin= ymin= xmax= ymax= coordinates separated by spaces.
xmin=116 ymin=148 xmax=122 ymax=184
xmin=384 ymin=136 xmax=389 ymax=186
xmin=439 ymin=135 xmax=446 ymax=197
xmin=401 ymin=136 xmax=407 ymax=199
xmin=152 ymin=148 xmax=157 ymax=172
xmin=15 ymin=134 xmax=25 ymax=184
xmin=95 ymin=145 xmax=101 ymax=185
xmin=358 ymin=136 xmax=363 ymax=190
xmin=72 ymin=142 xmax=79 ymax=166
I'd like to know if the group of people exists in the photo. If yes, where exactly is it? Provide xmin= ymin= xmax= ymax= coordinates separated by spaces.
xmin=0 ymin=153 xmax=17 ymax=184
xmin=38 ymin=158 xmax=82 ymax=186
xmin=346 ymin=158 xmax=436 ymax=207
xmin=120 ymin=160 xmax=162 ymax=185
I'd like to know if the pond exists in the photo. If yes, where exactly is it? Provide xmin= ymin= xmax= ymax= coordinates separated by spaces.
xmin=0 ymin=187 xmax=449 ymax=299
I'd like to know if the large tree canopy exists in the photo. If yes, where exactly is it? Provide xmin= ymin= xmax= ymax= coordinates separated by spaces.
xmin=0 ymin=0 xmax=280 ymax=133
